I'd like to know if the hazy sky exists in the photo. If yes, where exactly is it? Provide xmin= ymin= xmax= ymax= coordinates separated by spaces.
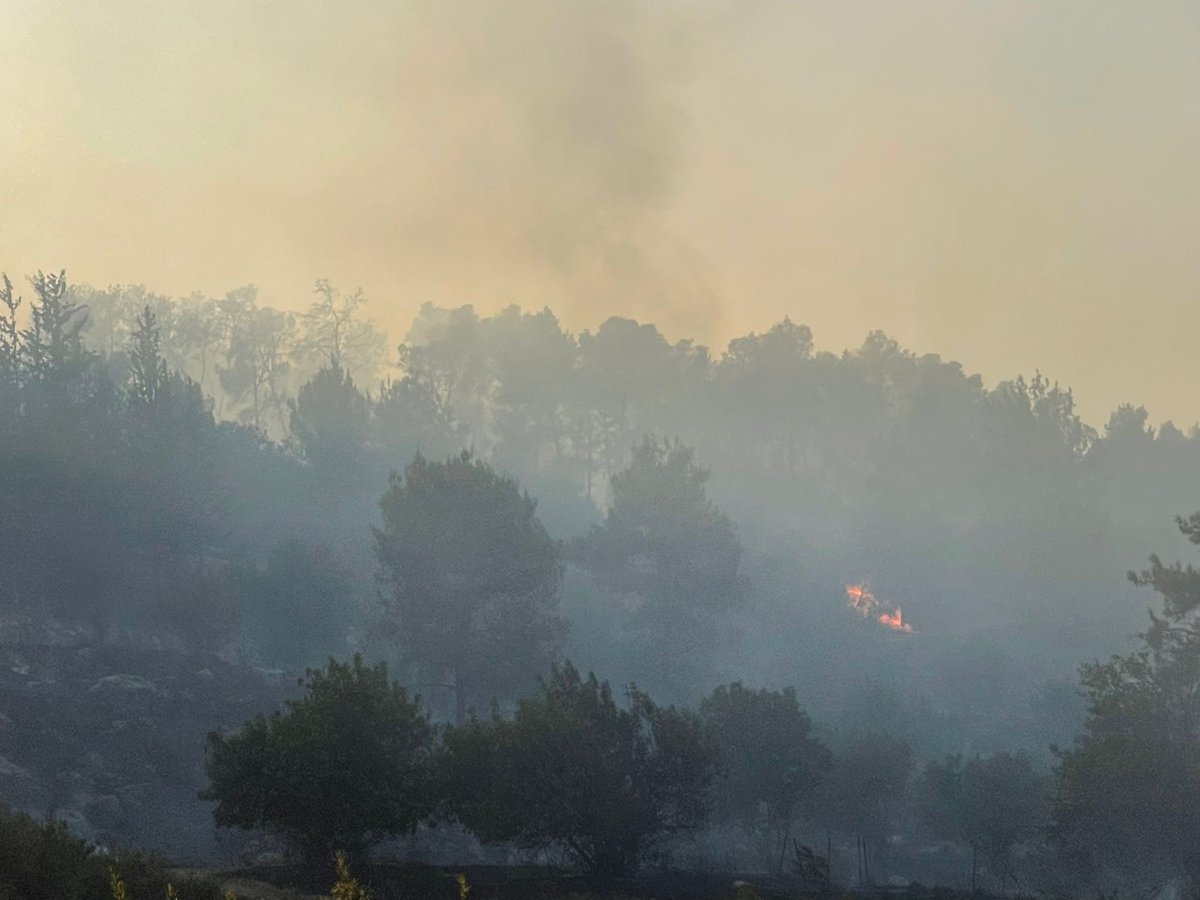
xmin=2 ymin=1 xmax=1197 ymax=426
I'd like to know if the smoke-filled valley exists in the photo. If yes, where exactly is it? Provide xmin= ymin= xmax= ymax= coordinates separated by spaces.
xmin=1 ymin=271 xmax=1198 ymax=896
xmin=5 ymin=2 xmax=1200 ymax=896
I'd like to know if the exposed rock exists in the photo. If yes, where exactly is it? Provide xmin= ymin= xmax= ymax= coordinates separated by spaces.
xmin=88 ymin=674 xmax=161 ymax=696
xmin=0 ymin=642 xmax=296 ymax=860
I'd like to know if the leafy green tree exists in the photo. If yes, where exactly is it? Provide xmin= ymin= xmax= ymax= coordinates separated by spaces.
xmin=1053 ymin=512 xmax=1200 ymax=892
xmin=201 ymin=655 xmax=434 ymax=863
xmin=0 ymin=274 xmax=22 ymax=413
xmin=0 ymin=271 xmax=130 ymax=632
xmin=374 ymin=451 xmax=564 ymax=723
xmin=19 ymin=270 xmax=116 ymax=458
xmin=701 ymin=682 xmax=831 ymax=869
xmin=289 ymin=364 xmax=370 ymax=481
xmin=120 ymin=305 xmax=224 ymax=581
xmin=570 ymin=317 xmax=683 ymax=498
xmin=572 ymin=436 xmax=744 ymax=695
xmin=984 ymin=371 xmax=1096 ymax=467
xmin=824 ymin=733 xmax=914 ymax=883
xmin=713 ymin=318 xmax=815 ymax=479
xmin=441 ymin=662 xmax=716 ymax=876
xmin=127 ymin=306 xmax=169 ymax=409
xmin=917 ymin=752 xmax=1049 ymax=889
xmin=483 ymin=305 xmax=577 ymax=477
xmin=396 ymin=303 xmax=490 ymax=448
xmin=22 ymin=270 xmax=94 ymax=399
xmin=371 ymin=372 xmax=463 ymax=465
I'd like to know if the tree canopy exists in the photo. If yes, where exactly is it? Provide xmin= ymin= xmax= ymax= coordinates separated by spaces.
xmin=1053 ymin=513 xmax=1200 ymax=893
xmin=201 ymin=655 xmax=434 ymax=863
xmin=701 ymin=682 xmax=830 ymax=866
xmin=918 ymin=752 xmax=1049 ymax=888
xmin=441 ymin=662 xmax=716 ymax=877
xmin=572 ymin=436 xmax=744 ymax=694
xmin=374 ymin=451 xmax=565 ymax=722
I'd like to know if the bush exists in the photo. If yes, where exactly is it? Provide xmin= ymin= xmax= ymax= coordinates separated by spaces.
xmin=201 ymin=654 xmax=435 ymax=863
xmin=441 ymin=662 xmax=716 ymax=877
xmin=0 ymin=804 xmax=219 ymax=900
xmin=701 ymin=682 xmax=830 ymax=867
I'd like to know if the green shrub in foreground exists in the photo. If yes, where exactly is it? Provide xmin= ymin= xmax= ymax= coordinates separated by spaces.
xmin=202 ymin=654 xmax=435 ymax=864
xmin=0 ymin=804 xmax=219 ymax=900
xmin=442 ymin=661 xmax=717 ymax=877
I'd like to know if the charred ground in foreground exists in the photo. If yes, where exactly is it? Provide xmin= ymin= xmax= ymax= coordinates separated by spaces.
xmin=192 ymin=863 xmax=1002 ymax=900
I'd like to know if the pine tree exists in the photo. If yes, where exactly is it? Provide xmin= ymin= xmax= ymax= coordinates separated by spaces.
xmin=129 ymin=305 xmax=169 ymax=409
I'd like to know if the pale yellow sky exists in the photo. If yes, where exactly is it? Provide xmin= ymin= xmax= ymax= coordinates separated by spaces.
xmin=1 ymin=1 xmax=1197 ymax=426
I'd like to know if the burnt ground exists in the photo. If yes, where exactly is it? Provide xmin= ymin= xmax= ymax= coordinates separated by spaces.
xmin=189 ymin=863 xmax=987 ymax=900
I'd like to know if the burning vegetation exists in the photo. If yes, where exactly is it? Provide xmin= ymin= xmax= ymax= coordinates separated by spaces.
xmin=845 ymin=583 xmax=915 ymax=634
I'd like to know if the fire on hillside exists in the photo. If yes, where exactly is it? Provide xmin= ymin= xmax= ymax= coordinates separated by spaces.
xmin=845 ymin=583 xmax=915 ymax=634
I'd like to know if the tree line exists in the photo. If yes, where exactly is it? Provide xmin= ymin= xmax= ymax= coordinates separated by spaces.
xmin=206 ymin=496 xmax=1200 ymax=893
xmin=3 ymin=269 xmax=1200 ymax=890
xmin=202 ymin=653 xmax=1050 ymax=887
xmin=6 ymin=271 xmax=1196 ymax=678
xmin=63 ymin=276 xmax=1200 ymax=645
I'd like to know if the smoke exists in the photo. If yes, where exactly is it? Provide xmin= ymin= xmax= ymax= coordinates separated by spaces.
xmin=378 ymin=0 xmax=726 ymax=336
xmin=0 ymin=0 xmax=726 ymax=340
xmin=2 ymin=2 xmax=1200 ymax=422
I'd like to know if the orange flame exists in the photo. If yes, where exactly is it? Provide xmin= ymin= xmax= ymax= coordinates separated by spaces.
xmin=845 ymin=583 xmax=875 ymax=615
xmin=878 ymin=608 xmax=914 ymax=633
xmin=845 ymin=583 xmax=916 ymax=634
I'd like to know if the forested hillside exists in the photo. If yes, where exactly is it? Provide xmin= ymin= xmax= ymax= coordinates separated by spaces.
xmin=1 ymin=270 xmax=1198 ymax=872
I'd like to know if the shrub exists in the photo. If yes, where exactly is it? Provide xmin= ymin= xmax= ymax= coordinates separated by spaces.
xmin=201 ymin=654 xmax=435 ymax=863
xmin=0 ymin=804 xmax=219 ymax=900
xmin=330 ymin=850 xmax=370 ymax=900
xmin=442 ymin=662 xmax=716 ymax=877
xmin=701 ymin=682 xmax=830 ymax=862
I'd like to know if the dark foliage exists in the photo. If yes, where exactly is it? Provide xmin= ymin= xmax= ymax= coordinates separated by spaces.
xmin=0 ymin=804 xmax=219 ymax=900
xmin=441 ymin=662 xmax=716 ymax=876
xmin=374 ymin=451 xmax=565 ymax=722
xmin=201 ymin=655 xmax=435 ymax=863
xmin=571 ymin=437 xmax=744 ymax=695
xmin=824 ymin=733 xmax=915 ymax=876
xmin=917 ymin=752 xmax=1049 ymax=885
xmin=4 ymin=267 xmax=1200 ymax=885
xmin=1053 ymin=512 xmax=1200 ymax=892
xmin=701 ymin=682 xmax=830 ymax=863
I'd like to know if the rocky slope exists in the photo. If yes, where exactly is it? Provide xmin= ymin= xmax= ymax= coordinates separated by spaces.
xmin=0 ymin=622 xmax=296 ymax=861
